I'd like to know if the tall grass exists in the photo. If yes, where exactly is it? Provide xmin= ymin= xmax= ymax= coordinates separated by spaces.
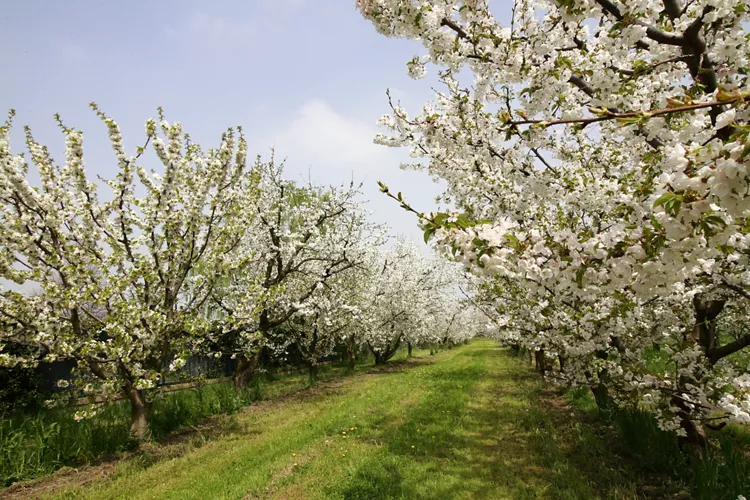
xmin=568 ymin=388 xmax=750 ymax=500
xmin=0 ymin=380 xmax=260 ymax=486
xmin=615 ymin=408 xmax=750 ymax=499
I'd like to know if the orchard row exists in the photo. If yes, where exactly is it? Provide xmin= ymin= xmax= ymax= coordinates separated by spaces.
xmin=0 ymin=109 xmax=482 ymax=438
xmin=358 ymin=0 xmax=750 ymax=450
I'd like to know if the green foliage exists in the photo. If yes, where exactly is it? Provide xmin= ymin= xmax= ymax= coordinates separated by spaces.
xmin=653 ymin=191 xmax=683 ymax=216
xmin=0 ymin=365 xmax=47 ymax=415
xmin=615 ymin=409 xmax=750 ymax=500
xmin=0 ymin=406 xmax=136 ymax=487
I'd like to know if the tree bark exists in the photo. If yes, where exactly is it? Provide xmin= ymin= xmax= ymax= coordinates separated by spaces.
xmin=585 ymin=368 xmax=614 ymax=418
xmin=534 ymin=349 xmax=547 ymax=375
xmin=370 ymin=329 xmax=402 ymax=365
xmin=346 ymin=337 xmax=357 ymax=372
xmin=407 ymin=342 xmax=413 ymax=358
xmin=592 ymin=381 xmax=613 ymax=415
xmin=233 ymin=351 xmax=261 ymax=393
xmin=373 ymin=349 xmax=386 ymax=365
xmin=671 ymin=296 xmax=725 ymax=454
xmin=124 ymin=385 xmax=151 ymax=440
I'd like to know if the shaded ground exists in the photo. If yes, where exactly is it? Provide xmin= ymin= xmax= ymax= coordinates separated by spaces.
xmin=2 ymin=341 xmax=682 ymax=499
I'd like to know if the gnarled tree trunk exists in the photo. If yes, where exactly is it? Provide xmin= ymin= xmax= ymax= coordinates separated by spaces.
xmin=584 ymin=368 xmax=614 ymax=419
xmin=372 ymin=347 xmax=386 ymax=365
xmin=369 ymin=327 xmax=403 ymax=365
xmin=673 ymin=296 xmax=726 ymax=455
xmin=233 ymin=351 xmax=261 ymax=393
xmin=124 ymin=384 xmax=151 ymax=440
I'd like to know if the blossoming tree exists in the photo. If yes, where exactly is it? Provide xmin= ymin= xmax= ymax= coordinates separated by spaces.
xmin=358 ymin=0 xmax=750 ymax=446
xmin=209 ymin=158 xmax=376 ymax=390
xmin=0 ymin=106 xmax=253 ymax=438
xmin=361 ymin=242 xmax=470 ymax=363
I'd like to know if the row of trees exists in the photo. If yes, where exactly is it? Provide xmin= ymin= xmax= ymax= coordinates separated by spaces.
xmin=358 ymin=0 xmax=750 ymax=451
xmin=0 ymin=107 xmax=480 ymax=438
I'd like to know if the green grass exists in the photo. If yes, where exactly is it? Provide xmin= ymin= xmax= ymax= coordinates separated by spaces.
xmin=0 ymin=377 xmax=261 ymax=487
xmin=6 ymin=340 xmax=675 ymax=499
xmin=0 ymin=350 xmax=427 ymax=488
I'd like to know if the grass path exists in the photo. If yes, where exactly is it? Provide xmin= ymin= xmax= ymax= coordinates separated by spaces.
xmin=12 ymin=340 xmax=660 ymax=499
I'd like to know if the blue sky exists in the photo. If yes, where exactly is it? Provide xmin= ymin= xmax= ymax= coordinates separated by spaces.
xmin=0 ymin=0 xmax=449 ymax=242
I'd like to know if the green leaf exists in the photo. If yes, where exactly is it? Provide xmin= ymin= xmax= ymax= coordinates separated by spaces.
xmin=653 ymin=192 xmax=679 ymax=210
xmin=433 ymin=213 xmax=448 ymax=226
xmin=576 ymin=267 xmax=585 ymax=289
xmin=741 ymin=141 xmax=750 ymax=160
xmin=456 ymin=213 xmax=471 ymax=228
xmin=504 ymin=233 xmax=521 ymax=252
xmin=703 ymin=215 xmax=727 ymax=228
xmin=423 ymin=226 xmax=436 ymax=244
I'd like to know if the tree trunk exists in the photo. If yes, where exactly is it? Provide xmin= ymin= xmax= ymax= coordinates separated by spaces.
xmin=407 ymin=342 xmax=413 ymax=358
xmin=534 ymin=349 xmax=547 ymax=375
xmin=558 ymin=354 xmax=566 ymax=372
xmin=674 ymin=402 xmax=709 ymax=455
xmin=125 ymin=385 xmax=151 ymax=440
xmin=370 ymin=330 xmax=402 ymax=365
xmin=592 ymin=381 xmax=613 ymax=415
xmin=672 ymin=296 xmax=726 ymax=455
xmin=233 ymin=351 xmax=261 ymax=393
xmin=373 ymin=350 xmax=386 ymax=365
xmin=346 ymin=338 xmax=357 ymax=372
xmin=584 ymin=367 xmax=614 ymax=419
xmin=308 ymin=362 xmax=319 ymax=384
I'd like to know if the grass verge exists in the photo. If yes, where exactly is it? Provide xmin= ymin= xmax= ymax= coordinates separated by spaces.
xmin=0 ymin=349 xmax=424 ymax=488
xmin=5 ymin=340 xmax=687 ymax=499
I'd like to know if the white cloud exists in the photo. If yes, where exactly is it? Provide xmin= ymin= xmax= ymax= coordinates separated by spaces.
xmin=252 ymin=99 xmax=396 ymax=179
xmin=249 ymin=99 xmax=444 ymax=244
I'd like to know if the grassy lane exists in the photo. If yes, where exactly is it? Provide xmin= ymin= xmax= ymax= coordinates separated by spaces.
xmin=24 ymin=340 xmax=655 ymax=499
